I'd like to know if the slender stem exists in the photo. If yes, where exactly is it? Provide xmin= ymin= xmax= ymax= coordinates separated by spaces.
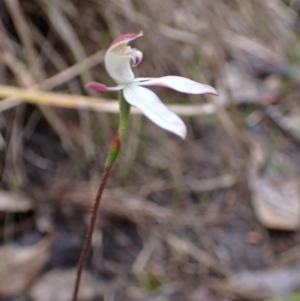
xmin=72 ymin=91 xmax=130 ymax=301
xmin=71 ymin=165 xmax=112 ymax=301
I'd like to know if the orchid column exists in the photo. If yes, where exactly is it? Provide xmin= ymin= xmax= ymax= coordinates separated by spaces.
xmin=72 ymin=31 xmax=218 ymax=301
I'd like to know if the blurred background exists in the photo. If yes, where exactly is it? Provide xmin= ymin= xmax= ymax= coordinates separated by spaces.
xmin=1 ymin=0 xmax=300 ymax=300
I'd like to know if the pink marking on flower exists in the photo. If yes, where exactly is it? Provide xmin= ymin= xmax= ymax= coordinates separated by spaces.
xmin=132 ymin=54 xmax=142 ymax=67
xmin=85 ymin=82 xmax=123 ymax=92
xmin=108 ymin=31 xmax=143 ymax=52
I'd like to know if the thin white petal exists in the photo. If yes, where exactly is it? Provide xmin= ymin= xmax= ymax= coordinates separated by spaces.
xmin=85 ymin=82 xmax=124 ymax=92
xmin=133 ymin=77 xmax=153 ymax=82
xmin=136 ymin=76 xmax=218 ymax=95
xmin=123 ymin=85 xmax=186 ymax=138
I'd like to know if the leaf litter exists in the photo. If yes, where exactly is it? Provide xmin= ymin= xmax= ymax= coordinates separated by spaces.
xmin=0 ymin=0 xmax=300 ymax=300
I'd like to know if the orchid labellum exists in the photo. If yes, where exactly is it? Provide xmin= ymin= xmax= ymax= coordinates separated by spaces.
xmin=86 ymin=31 xmax=217 ymax=138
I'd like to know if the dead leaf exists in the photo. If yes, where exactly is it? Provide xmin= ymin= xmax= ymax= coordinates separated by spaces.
xmin=0 ymin=190 xmax=33 ymax=212
xmin=0 ymin=237 xmax=50 ymax=296
xmin=247 ymin=137 xmax=300 ymax=230
xmin=30 ymin=269 xmax=103 ymax=301
xmin=210 ymin=263 xmax=300 ymax=300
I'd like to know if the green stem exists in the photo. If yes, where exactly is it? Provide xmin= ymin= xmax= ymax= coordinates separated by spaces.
xmin=72 ymin=91 xmax=130 ymax=301
xmin=106 ymin=91 xmax=130 ymax=166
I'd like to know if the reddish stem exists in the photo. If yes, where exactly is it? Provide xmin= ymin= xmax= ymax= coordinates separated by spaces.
xmin=72 ymin=91 xmax=129 ymax=301
xmin=71 ymin=165 xmax=112 ymax=301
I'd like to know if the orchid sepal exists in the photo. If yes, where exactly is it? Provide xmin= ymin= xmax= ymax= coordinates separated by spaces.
xmin=85 ymin=82 xmax=124 ymax=92
xmin=135 ymin=76 xmax=218 ymax=95
xmin=123 ymin=85 xmax=186 ymax=138
xmin=107 ymin=31 xmax=143 ymax=52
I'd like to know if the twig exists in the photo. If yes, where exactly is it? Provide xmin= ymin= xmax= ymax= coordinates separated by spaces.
xmin=262 ymin=105 xmax=300 ymax=148
xmin=165 ymin=233 xmax=231 ymax=276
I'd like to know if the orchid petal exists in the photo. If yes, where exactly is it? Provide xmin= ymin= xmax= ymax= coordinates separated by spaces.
xmin=136 ymin=76 xmax=218 ymax=95
xmin=85 ymin=82 xmax=124 ymax=92
xmin=133 ymin=77 xmax=153 ymax=82
xmin=131 ymin=51 xmax=143 ymax=67
xmin=123 ymin=85 xmax=186 ymax=138
xmin=107 ymin=31 xmax=143 ymax=52
xmin=123 ymin=47 xmax=143 ymax=67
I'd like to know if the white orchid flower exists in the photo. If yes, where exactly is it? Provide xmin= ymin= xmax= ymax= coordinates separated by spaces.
xmin=86 ymin=31 xmax=217 ymax=138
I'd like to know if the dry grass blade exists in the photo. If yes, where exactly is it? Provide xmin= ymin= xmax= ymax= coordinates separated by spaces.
xmin=0 ymin=49 xmax=73 ymax=151
xmin=132 ymin=236 xmax=158 ymax=275
xmin=40 ymin=50 xmax=105 ymax=91
xmin=37 ymin=0 xmax=87 ymax=64
xmin=0 ymin=51 xmax=35 ymax=87
xmin=263 ymin=105 xmax=300 ymax=147
xmin=4 ymin=0 xmax=44 ymax=80
xmin=0 ymin=18 xmax=105 ymax=151
xmin=1 ymin=100 xmax=27 ymax=185
xmin=136 ymin=174 xmax=236 ymax=196
xmin=165 ymin=234 xmax=231 ymax=276
xmin=37 ymin=0 xmax=96 ymax=158
xmin=223 ymin=30 xmax=285 ymax=64
xmin=0 ymin=49 xmax=105 ymax=111
xmin=108 ymin=0 xmax=200 ymax=44
xmin=0 ymin=84 xmax=217 ymax=116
